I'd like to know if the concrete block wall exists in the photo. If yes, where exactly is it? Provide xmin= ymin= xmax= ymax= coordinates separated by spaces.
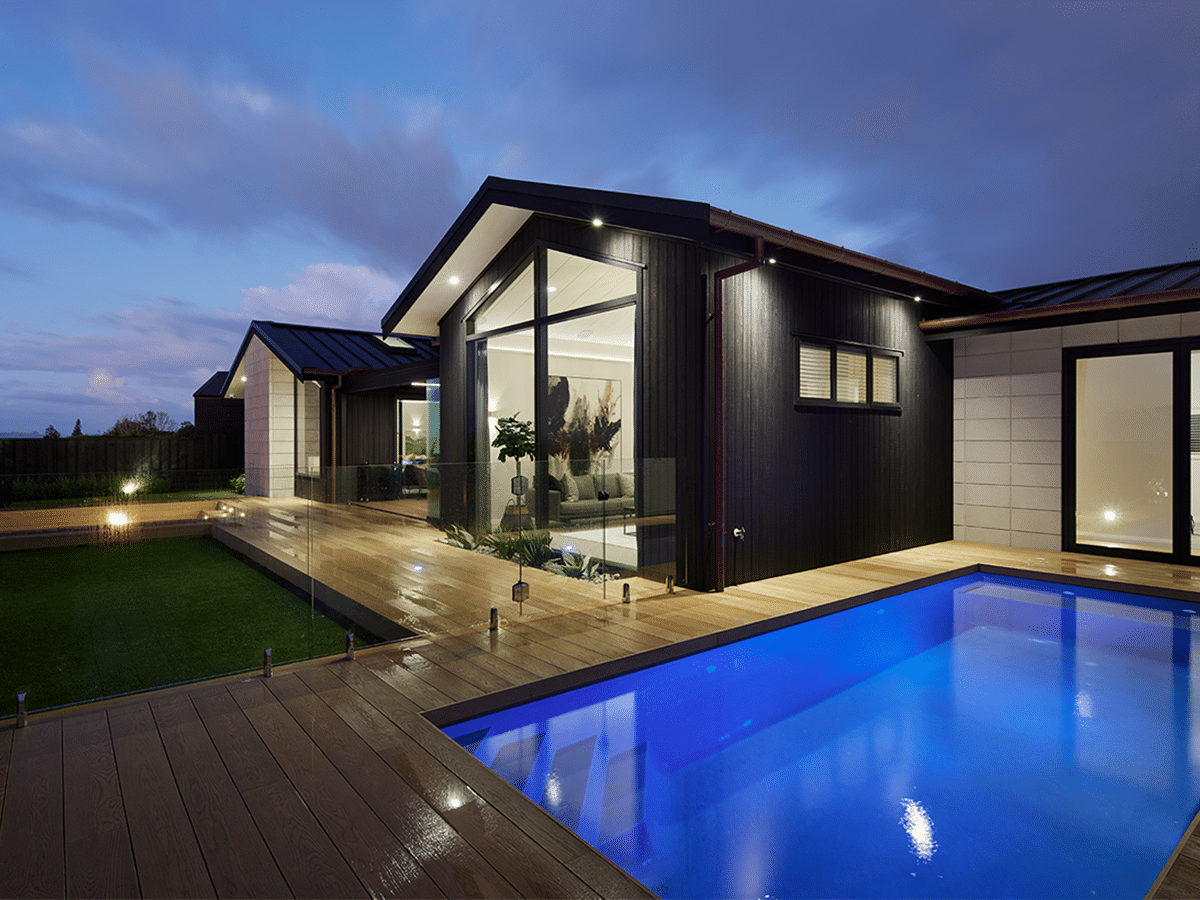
xmin=243 ymin=336 xmax=297 ymax=497
xmin=953 ymin=312 xmax=1200 ymax=551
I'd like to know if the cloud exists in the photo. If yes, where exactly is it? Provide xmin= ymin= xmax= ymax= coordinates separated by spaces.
xmin=240 ymin=263 xmax=402 ymax=331
xmin=451 ymin=0 xmax=1199 ymax=289
xmin=0 ymin=52 xmax=463 ymax=274
xmin=85 ymin=368 xmax=129 ymax=401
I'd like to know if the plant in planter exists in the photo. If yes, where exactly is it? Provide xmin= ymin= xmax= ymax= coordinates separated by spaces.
xmin=492 ymin=415 xmax=535 ymax=528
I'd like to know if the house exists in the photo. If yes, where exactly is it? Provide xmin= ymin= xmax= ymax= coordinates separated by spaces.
xmin=379 ymin=178 xmax=995 ymax=591
xmin=217 ymin=176 xmax=1200 ymax=590
xmin=217 ymin=320 xmax=437 ymax=501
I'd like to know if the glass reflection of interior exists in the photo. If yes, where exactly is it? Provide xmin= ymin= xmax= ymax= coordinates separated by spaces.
xmin=1075 ymin=353 xmax=1172 ymax=553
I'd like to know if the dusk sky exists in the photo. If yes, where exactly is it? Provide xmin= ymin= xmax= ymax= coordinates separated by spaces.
xmin=0 ymin=0 xmax=1196 ymax=436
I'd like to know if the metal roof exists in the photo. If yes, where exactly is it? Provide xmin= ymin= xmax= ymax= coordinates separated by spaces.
xmin=242 ymin=321 xmax=436 ymax=380
xmin=921 ymin=259 xmax=1200 ymax=337
xmin=192 ymin=371 xmax=230 ymax=398
xmin=994 ymin=260 xmax=1200 ymax=310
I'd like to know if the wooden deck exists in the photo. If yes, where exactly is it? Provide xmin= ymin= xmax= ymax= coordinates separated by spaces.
xmin=2 ymin=499 xmax=1200 ymax=897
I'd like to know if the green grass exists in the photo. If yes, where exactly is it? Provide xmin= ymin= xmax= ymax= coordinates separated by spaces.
xmin=0 ymin=536 xmax=367 ymax=716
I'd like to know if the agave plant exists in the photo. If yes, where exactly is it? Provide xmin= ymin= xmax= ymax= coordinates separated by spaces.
xmin=544 ymin=550 xmax=607 ymax=583
xmin=484 ymin=528 xmax=555 ymax=567
xmin=442 ymin=523 xmax=481 ymax=551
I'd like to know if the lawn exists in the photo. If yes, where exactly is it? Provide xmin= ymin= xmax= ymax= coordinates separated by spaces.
xmin=0 ymin=536 xmax=367 ymax=716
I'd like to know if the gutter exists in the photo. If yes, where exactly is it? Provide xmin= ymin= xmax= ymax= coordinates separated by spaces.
xmin=709 ymin=208 xmax=980 ymax=298
xmin=712 ymin=235 xmax=766 ymax=592
xmin=921 ymin=285 xmax=1200 ymax=336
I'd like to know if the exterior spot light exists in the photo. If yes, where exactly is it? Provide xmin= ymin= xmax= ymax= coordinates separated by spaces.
xmin=107 ymin=511 xmax=129 ymax=526
xmin=449 ymin=275 xmax=460 ymax=286
xmin=122 ymin=480 xmax=138 ymax=494
xmin=592 ymin=218 xmax=603 ymax=227
xmin=914 ymin=295 xmax=922 ymax=303
xmin=241 ymin=376 xmax=247 ymax=381
xmin=768 ymin=257 xmax=776 ymax=264
xmin=1104 ymin=509 xmax=1117 ymax=522
xmin=548 ymin=285 xmax=557 ymax=292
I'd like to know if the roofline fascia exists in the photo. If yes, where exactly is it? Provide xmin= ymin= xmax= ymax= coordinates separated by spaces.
xmin=921 ymin=285 xmax=1200 ymax=337
xmin=708 ymin=208 xmax=987 ymax=299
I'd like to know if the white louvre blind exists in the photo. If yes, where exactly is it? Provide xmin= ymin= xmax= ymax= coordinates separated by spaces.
xmin=872 ymin=354 xmax=898 ymax=404
xmin=799 ymin=344 xmax=831 ymax=399
xmin=836 ymin=348 xmax=867 ymax=403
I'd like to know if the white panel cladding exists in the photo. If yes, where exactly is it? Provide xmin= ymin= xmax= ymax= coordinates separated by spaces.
xmin=954 ymin=327 xmax=1062 ymax=550
xmin=242 ymin=335 xmax=297 ymax=498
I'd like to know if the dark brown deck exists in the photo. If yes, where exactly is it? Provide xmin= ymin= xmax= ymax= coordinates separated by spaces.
xmin=2 ymin=501 xmax=1200 ymax=897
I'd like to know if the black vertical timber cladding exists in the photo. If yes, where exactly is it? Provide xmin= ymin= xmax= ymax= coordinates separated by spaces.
xmin=720 ymin=258 xmax=953 ymax=584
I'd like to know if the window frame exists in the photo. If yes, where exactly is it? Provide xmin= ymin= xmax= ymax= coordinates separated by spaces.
xmin=794 ymin=335 xmax=902 ymax=413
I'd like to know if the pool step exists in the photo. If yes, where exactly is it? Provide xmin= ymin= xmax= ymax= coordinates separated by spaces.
xmin=485 ymin=731 xmax=651 ymax=863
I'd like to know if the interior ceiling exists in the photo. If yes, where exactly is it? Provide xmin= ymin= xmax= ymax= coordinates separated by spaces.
xmin=474 ymin=251 xmax=637 ymax=349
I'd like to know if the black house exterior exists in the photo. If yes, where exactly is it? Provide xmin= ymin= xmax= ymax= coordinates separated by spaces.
xmin=381 ymin=178 xmax=996 ymax=590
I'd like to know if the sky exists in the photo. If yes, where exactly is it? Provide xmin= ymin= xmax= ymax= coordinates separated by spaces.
xmin=0 ymin=0 xmax=1196 ymax=436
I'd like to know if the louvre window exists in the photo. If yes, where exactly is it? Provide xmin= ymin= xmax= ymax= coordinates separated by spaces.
xmin=873 ymin=354 xmax=898 ymax=404
xmin=795 ymin=337 xmax=900 ymax=411
xmin=798 ymin=343 xmax=832 ymax=399
xmin=836 ymin=348 xmax=867 ymax=403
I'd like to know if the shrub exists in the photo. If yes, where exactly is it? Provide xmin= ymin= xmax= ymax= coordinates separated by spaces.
xmin=230 ymin=473 xmax=246 ymax=495
xmin=482 ymin=528 xmax=555 ymax=567
xmin=443 ymin=524 xmax=480 ymax=551
xmin=544 ymin=550 xmax=607 ymax=583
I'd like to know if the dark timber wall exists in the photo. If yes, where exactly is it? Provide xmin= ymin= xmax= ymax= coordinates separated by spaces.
xmin=719 ymin=258 xmax=953 ymax=585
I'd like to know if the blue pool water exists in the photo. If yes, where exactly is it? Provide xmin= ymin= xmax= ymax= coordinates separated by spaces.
xmin=442 ymin=574 xmax=1200 ymax=898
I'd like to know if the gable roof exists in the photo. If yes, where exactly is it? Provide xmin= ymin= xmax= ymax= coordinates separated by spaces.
xmin=193 ymin=371 xmax=231 ymax=398
xmin=922 ymin=260 xmax=1200 ymax=337
xmin=382 ymin=176 xmax=996 ymax=336
xmin=223 ymin=321 xmax=438 ymax=397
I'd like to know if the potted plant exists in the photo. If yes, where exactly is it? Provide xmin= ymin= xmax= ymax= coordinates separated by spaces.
xmin=492 ymin=415 xmax=535 ymax=528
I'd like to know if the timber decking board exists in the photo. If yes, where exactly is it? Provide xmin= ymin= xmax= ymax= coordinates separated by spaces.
xmin=149 ymin=696 xmax=292 ymax=899
xmin=108 ymin=704 xmax=216 ymax=899
xmin=62 ymin=711 xmax=139 ymax=900
xmin=0 ymin=720 xmax=64 ymax=900
xmin=226 ymin=679 xmax=447 ymax=900
xmin=265 ymin=674 xmax=519 ymax=899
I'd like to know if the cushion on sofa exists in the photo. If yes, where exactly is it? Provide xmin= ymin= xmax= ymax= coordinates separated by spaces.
xmin=575 ymin=474 xmax=597 ymax=500
xmin=561 ymin=472 xmax=580 ymax=502
xmin=600 ymin=473 xmax=622 ymax=498
xmin=618 ymin=472 xmax=635 ymax=497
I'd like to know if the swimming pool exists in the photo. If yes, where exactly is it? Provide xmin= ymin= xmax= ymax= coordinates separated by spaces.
xmin=441 ymin=572 xmax=1200 ymax=898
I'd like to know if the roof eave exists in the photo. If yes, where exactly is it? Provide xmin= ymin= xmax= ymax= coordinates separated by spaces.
xmin=921 ymin=285 xmax=1200 ymax=338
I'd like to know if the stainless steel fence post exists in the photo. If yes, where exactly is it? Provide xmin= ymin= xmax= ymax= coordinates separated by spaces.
xmin=346 ymin=632 xmax=355 ymax=660
xmin=16 ymin=691 xmax=25 ymax=728
xmin=490 ymin=607 xmax=499 ymax=631
xmin=263 ymin=647 xmax=272 ymax=678
xmin=666 ymin=575 xmax=675 ymax=594
xmin=623 ymin=583 xmax=631 ymax=604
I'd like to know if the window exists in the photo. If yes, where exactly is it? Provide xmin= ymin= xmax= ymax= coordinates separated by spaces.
xmin=797 ymin=338 xmax=901 ymax=410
